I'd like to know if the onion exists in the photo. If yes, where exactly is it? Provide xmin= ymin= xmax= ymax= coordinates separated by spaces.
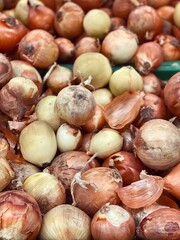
xmin=91 ymin=204 xmax=135 ymax=240
xmin=133 ymin=119 xmax=180 ymax=170
xmin=163 ymin=72 xmax=180 ymax=118
xmin=83 ymin=9 xmax=111 ymax=39
xmin=157 ymin=6 xmax=175 ymax=22
xmin=142 ymin=73 xmax=162 ymax=96
xmin=109 ymin=66 xmax=143 ymax=96
xmin=72 ymin=166 xmax=122 ymax=216
xmin=0 ymin=157 xmax=15 ymax=191
xmin=38 ymin=204 xmax=91 ymax=240
xmin=127 ymin=5 xmax=162 ymax=42
xmin=0 ymin=53 xmax=13 ymax=89
xmin=73 ymin=52 xmax=112 ymax=89
xmin=19 ymin=120 xmax=57 ymax=167
xmin=0 ymin=190 xmax=42 ymax=239
xmin=55 ymin=37 xmax=75 ymax=63
xmin=101 ymin=27 xmax=139 ymax=64
xmin=121 ymin=125 xmax=136 ymax=152
xmin=55 ymin=85 xmax=96 ymax=126
xmin=146 ymin=0 xmax=171 ymax=8
xmin=92 ymin=87 xmax=113 ymax=107
xmin=71 ymin=0 xmax=104 ymax=12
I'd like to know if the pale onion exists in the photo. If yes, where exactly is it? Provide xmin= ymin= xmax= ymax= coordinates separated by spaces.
xmin=117 ymin=171 xmax=164 ymax=209
xmin=142 ymin=73 xmax=162 ymax=96
xmin=72 ymin=167 xmax=122 ymax=216
xmin=133 ymin=119 xmax=180 ymax=170
xmin=56 ymin=123 xmax=82 ymax=152
xmin=101 ymin=27 xmax=139 ymax=64
xmin=55 ymin=85 xmax=96 ymax=126
xmin=38 ymin=204 xmax=91 ymax=240
xmin=92 ymin=87 xmax=113 ymax=107
xmin=23 ymin=172 xmax=66 ymax=214
xmin=0 ymin=190 xmax=42 ymax=239
xmin=19 ymin=120 xmax=57 ymax=167
xmin=91 ymin=204 xmax=135 ymax=240
xmin=35 ymin=95 xmax=63 ymax=131
xmin=136 ymin=208 xmax=180 ymax=240
xmin=0 ymin=157 xmax=15 ymax=192
xmin=173 ymin=2 xmax=180 ymax=28
xmin=0 ymin=138 xmax=9 ymax=158
xmin=0 ymin=53 xmax=13 ymax=89
xmin=164 ymin=163 xmax=180 ymax=200
xmin=43 ymin=63 xmax=73 ymax=94
xmin=83 ymin=9 xmax=111 ymax=39
xmin=109 ymin=66 xmax=143 ymax=96
xmin=88 ymin=128 xmax=124 ymax=159
xmin=0 ymin=77 xmax=39 ymax=121
xmin=103 ymin=91 xmax=144 ymax=130
xmin=73 ymin=52 xmax=112 ymax=89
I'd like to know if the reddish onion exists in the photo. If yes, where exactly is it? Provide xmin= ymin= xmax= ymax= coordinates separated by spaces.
xmin=127 ymin=5 xmax=162 ymax=43
xmin=157 ymin=5 xmax=175 ymax=22
xmin=120 ymin=125 xmax=136 ymax=152
xmin=55 ymin=37 xmax=75 ymax=63
xmin=71 ymin=0 xmax=104 ymax=12
xmin=0 ymin=53 xmax=13 ymax=89
xmin=163 ymin=72 xmax=180 ymax=118
xmin=133 ymin=119 xmax=180 ymax=170
xmin=134 ymin=41 xmax=164 ymax=75
xmin=146 ymin=0 xmax=171 ymax=8
xmin=110 ymin=17 xmax=126 ymax=31
xmin=142 ymin=73 xmax=162 ymax=96
xmin=91 ymin=204 xmax=135 ymax=240
xmin=71 ymin=167 xmax=122 ymax=217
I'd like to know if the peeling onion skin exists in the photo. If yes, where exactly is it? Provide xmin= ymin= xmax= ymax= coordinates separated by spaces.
xmin=72 ymin=167 xmax=123 ymax=217
xmin=91 ymin=204 xmax=135 ymax=240
xmin=0 ymin=190 xmax=42 ymax=240
xmin=0 ymin=53 xmax=13 ymax=89
xmin=136 ymin=208 xmax=180 ymax=240
xmin=133 ymin=119 xmax=180 ymax=171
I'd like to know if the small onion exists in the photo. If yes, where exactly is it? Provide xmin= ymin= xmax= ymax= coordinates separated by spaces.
xmin=0 ymin=190 xmax=42 ymax=239
xmin=173 ymin=3 xmax=180 ymax=28
xmin=71 ymin=0 xmax=103 ymax=12
xmin=101 ymin=27 xmax=139 ymax=64
xmin=0 ymin=157 xmax=15 ymax=192
xmin=0 ymin=138 xmax=9 ymax=158
xmin=109 ymin=66 xmax=143 ymax=96
xmin=91 ymin=204 xmax=135 ymax=240
xmin=133 ymin=119 xmax=180 ymax=170
xmin=83 ymin=9 xmax=111 ymax=39
xmin=19 ymin=120 xmax=57 ymax=167
xmin=146 ymin=0 xmax=171 ymax=8
xmin=92 ymin=87 xmax=113 ymax=107
xmin=72 ymin=167 xmax=122 ymax=216
xmin=0 ymin=53 xmax=13 ymax=89
xmin=142 ymin=73 xmax=162 ymax=96
xmin=55 ymin=85 xmax=96 ymax=126
xmin=39 ymin=204 xmax=91 ymax=240
xmin=73 ymin=52 xmax=112 ymax=89
xmin=55 ymin=37 xmax=75 ymax=63
xmin=23 ymin=172 xmax=66 ymax=214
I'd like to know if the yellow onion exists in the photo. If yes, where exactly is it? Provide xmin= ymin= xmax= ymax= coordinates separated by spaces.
xmin=38 ymin=204 xmax=91 ymax=240
xmin=0 ymin=157 xmax=15 ymax=192
xmin=118 ymin=171 xmax=164 ymax=209
xmin=91 ymin=204 xmax=135 ymax=240
xmin=173 ymin=2 xmax=180 ymax=28
xmin=0 ymin=137 xmax=9 ymax=158
xmin=0 ymin=190 xmax=42 ymax=239
xmin=19 ymin=120 xmax=57 ymax=167
xmin=92 ymin=87 xmax=113 ymax=107
xmin=73 ymin=52 xmax=112 ymax=89
xmin=133 ymin=119 xmax=180 ymax=170
xmin=109 ymin=66 xmax=143 ymax=96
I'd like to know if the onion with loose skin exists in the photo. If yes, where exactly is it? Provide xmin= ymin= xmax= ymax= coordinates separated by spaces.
xmin=0 ymin=157 xmax=15 ymax=192
xmin=109 ymin=66 xmax=143 ymax=96
xmin=91 ymin=204 xmax=135 ymax=240
xmin=55 ymin=85 xmax=96 ymax=126
xmin=163 ymin=72 xmax=180 ymax=118
xmin=0 ymin=53 xmax=13 ymax=89
xmin=71 ymin=166 xmax=123 ymax=217
xmin=101 ymin=27 xmax=139 ymax=64
xmin=133 ymin=119 xmax=180 ymax=170
xmin=73 ymin=52 xmax=112 ymax=89
xmin=39 ymin=204 xmax=91 ymax=240
xmin=19 ymin=120 xmax=57 ymax=167
xmin=0 ymin=190 xmax=42 ymax=239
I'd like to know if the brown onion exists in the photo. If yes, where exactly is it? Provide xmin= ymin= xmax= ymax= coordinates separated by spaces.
xmin=136 ymin=208 xmax=180 ymax=240
xmin=71 ymin=0 xmax=103 ymax=12
xmin=54 ymin=2 xmax=84 ymax=39
xmin=127 ymin=5 xmax=162 ymax=43
xmin=110 ymin=17 xmax=126 ymax=31
xmin=101 ymin=27 xmax=139 ymax=64
xmin=72 ymin=167 xmax=122 ymax=217
xmin=142 ymin=73 xmax=162 ymax=96
xmin=146 ymin=0 xmax=171 ymax=8
xmin=134 ymin=41 xmax=164 ymax=75
xmin=0 ymin=190 xmax=42 ymax=239
xmin=17 ymin=29 xmax=59 ymax=69
xmin=163 ymin=72 xmax=180 ymax=118
xmin=133 ymin=119 xmax=180 ymax=170
xmin=55 ymin=37 xmax=75 ymax=63
xmin=157 ymin=6 xmax=175 ymax=22
xmin=120 ymin=125 xmax=136 ymax=152
xmin=0 ymin=53 xmax=13 ymax=89
xmin=91 ymin=204 xmax=135 ymax=240
xmin=102 ymin=151 xmax=148 ymax=186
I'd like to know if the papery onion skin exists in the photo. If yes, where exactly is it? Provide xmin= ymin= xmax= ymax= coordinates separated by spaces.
xmin=91 ymin=204 xmax=135 ymax=240
xmin=0 ymin=53 xmax=13 ymax=89
xmin=133 ymin=119 xmax=180 ymax=170
xmin=0 ymin=190 xmax=42 ymax=240
xmin=72 ymin=167 xmax=122 ymax=217
xmin=136 ymin=208 xmax=180 ymax=240
xmin=163 ymin=72 xmax=180 ymax=118
xmin=0 ymin=157 xmax=15 ymax=192
xmin=55 ymin=85 xmax=96 ymax=126
xmin=38 ymin=204 xmax=91 ymax=240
